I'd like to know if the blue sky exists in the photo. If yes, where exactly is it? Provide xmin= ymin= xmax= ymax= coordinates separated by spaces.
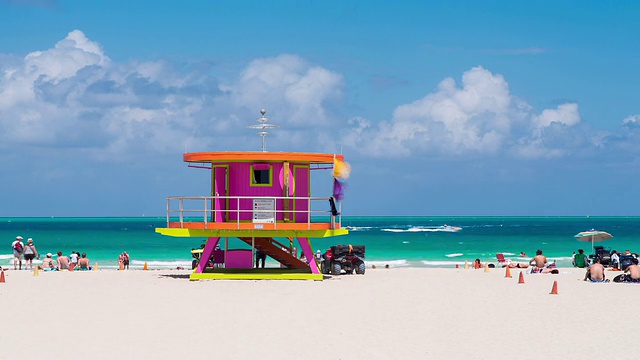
xmin=1 ymin=0 xmax=639 ymax=217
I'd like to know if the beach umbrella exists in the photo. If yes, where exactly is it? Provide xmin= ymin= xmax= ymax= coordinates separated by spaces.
xmin=574 ymin=230 xmax=613 ymax=253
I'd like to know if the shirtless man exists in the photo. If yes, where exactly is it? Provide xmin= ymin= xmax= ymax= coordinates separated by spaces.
xmin=529 ymin=250 xmax=548 ymax=269
xmin=56 ymin=251 xmax=70 ymax=270
xmin=624 ymin=258 xmax=640 ymax=282
xmin=584 ymin=258 xmax=606 ymax=282
xmin=78 ymin=253 xmax=90 ymax=270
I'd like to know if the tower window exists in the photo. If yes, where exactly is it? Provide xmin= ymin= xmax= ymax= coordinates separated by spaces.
xmin=250 ymin=165 xmax=272 ymax=186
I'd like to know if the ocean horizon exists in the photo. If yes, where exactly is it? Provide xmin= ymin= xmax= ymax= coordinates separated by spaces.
xmin=2 ymin=216 xmax=638 ymax=270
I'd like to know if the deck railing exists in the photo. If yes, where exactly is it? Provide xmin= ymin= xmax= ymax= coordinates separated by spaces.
xmin=165 ymin=195 xmax=342 ymax=230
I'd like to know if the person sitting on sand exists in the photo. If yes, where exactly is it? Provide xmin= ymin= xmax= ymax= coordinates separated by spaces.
xmin=572 ymin=249 xmax=590 ymax=268
xmin=56 ymin=251 xmax=70 ymax=270
xmin=529 ymin=250 xmax=548 ymax=272
xmin=610 ymin=250 xmax=620 ymax=269
xmin=473 ymin=259 xmax=482 ymax=269
xmin=584 ymin=258 xmax=608 ymax=282
xmin=40 ymin=253 xmax=57 ymax=271
xmin=78 ymin=253 xmax=90 ymax=270
xmin=624 ymin=258 xmax=640 ymax=282
xmin=529 ymin=250 xmax=547 ymax=267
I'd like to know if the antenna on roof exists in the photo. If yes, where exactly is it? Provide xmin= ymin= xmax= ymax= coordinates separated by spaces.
xmin=247 ymin=108 xmax=278 ymax=152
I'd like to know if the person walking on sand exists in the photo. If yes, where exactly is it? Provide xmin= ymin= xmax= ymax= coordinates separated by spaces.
xmin=23 ymin=238 xmax=39 ymax=270
xmin=12 ymin=236 xmax=25 ymax=270
xmin=56 ymin=251 xmax=70 ymax=270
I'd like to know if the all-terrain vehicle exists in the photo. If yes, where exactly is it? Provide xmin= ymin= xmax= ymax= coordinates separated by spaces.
xmin=320 ymin=244 xmax=366 ymax=275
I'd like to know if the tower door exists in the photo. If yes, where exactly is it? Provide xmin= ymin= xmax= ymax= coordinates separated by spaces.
xmin=293 ymin=165 xmax=310 ymax=223
xmin=212 ymin=165 xmax=229 ymax=222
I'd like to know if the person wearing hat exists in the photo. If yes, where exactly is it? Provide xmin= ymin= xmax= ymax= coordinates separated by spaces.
xmin=11 ymin=236 xmax=25 ymax=270
xmin=23 ymin=238 xmax=39 ymax=270
xmin=40 ymin=253 xmax=56 ymax=271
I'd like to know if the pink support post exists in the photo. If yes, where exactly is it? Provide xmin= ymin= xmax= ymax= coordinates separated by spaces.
xmin=196 ymin=237 xmax=221 ymax=273
xmin=297 ymin=237 xmax=319 ymax=275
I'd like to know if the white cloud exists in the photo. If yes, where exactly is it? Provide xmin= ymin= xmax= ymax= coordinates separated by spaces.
xmin=341 ymin=66 xmax=586 ymax=159
xmin=532 ymin=103 xmax=580 ymax=129
xmin=0 ymin=31 xmax=345 ymax=161
xmin=622 ymin=114 xmax=640 ymax=127
xmin=230 ymin=55 xmax=343 ymax=127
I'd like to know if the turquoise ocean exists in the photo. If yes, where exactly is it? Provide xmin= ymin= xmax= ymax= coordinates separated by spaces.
xmin=2 ymin=216 xmax=639 ymax=269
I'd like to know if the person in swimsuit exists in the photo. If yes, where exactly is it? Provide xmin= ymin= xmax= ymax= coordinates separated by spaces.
xmin=584 ymin=258 xmax=607 ymax=282
xmin=78 ymin=253 xmax=90 ymax=270
xmin=624 ymin=258 xmax=640 ymax=282
xmin=56 ymin=251 xmax=70 ymax=270
xmin=40 ymin=253 xmax=57 ymax=271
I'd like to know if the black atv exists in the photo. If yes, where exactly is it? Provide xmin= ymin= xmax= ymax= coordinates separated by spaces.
xmin=320 ymin=244 xmax=366 ymax=275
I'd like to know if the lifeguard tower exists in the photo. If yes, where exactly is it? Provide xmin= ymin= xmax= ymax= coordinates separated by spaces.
xmin=155 ymin=109 xmax=349 ymax=280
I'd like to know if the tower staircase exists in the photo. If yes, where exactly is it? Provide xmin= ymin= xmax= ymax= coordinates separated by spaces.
xmin=238 ymin=237 xmax=308 ymax=269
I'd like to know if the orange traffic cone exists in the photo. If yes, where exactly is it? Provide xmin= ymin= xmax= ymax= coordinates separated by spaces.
xmin=143 ymin=262 xmax=148 ymax=271
xmin=550 ymin=280 xmax=558 ymax=295
xmin=0 ymin=270 xmax=5 ymax=283
xmin=484 ymin=264 xmax=489 ymax=273
xmin=119 ymin=261 xmax=124 ymax=271
xmin=518 ymin=271 xmax=525 ymax=284
xmin=505 ymin=266 xmax=512 ymax=278
xmin=464 ymin=260 xmax=469 ymax=269
xmin=93 ymin=262 xmax=98 ymax=271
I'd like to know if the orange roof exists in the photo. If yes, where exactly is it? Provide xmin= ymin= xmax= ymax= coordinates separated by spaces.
xmin=183 ymin=151 xmax=344 ymax=164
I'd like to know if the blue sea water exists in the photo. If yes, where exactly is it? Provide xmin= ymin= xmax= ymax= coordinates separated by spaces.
xmin=1 ymin=216 xmax=639 ymax=269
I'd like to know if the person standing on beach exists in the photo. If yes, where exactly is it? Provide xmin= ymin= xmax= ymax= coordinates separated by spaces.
xmin=255 ymin=249 xmax=266 ymax=268
xmin=70 ymin=251 xmax=79 ymax=269
xmin=23 ymin=238 xmax=39 ymax=270
xmin=122 ymin=251 xmax=130 ymax=270
xmin=12 ymin=236 xmax=24 ymax=270
xmin=56 ymin=251 xmax=70 ymax=270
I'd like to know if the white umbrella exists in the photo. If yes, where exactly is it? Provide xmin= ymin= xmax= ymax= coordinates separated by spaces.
xmin=574 ymin=230 xmax=613 ymax=253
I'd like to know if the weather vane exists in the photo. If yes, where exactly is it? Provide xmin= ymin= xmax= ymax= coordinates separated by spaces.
xmin=247 ymin=109 xmax=278 ymax=152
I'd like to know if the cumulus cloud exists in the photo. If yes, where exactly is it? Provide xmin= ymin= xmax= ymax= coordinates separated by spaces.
xmin=0 ymin=31 xmax=345 ymax=160
xmin=622 ymin=114 xmax=640 ymax=128
xmin=229 ymin=54 xmax=343 ymax=127
xmin=341 ymin=66 xmax=585 ymax=159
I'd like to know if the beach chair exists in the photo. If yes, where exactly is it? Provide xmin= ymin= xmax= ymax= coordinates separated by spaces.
xmin=496 ymin=253 xmax=506 ymax=263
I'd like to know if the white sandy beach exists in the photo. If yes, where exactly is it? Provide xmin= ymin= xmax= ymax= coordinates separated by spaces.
xmin=0 ymin=267 xmax=633 ymax=360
